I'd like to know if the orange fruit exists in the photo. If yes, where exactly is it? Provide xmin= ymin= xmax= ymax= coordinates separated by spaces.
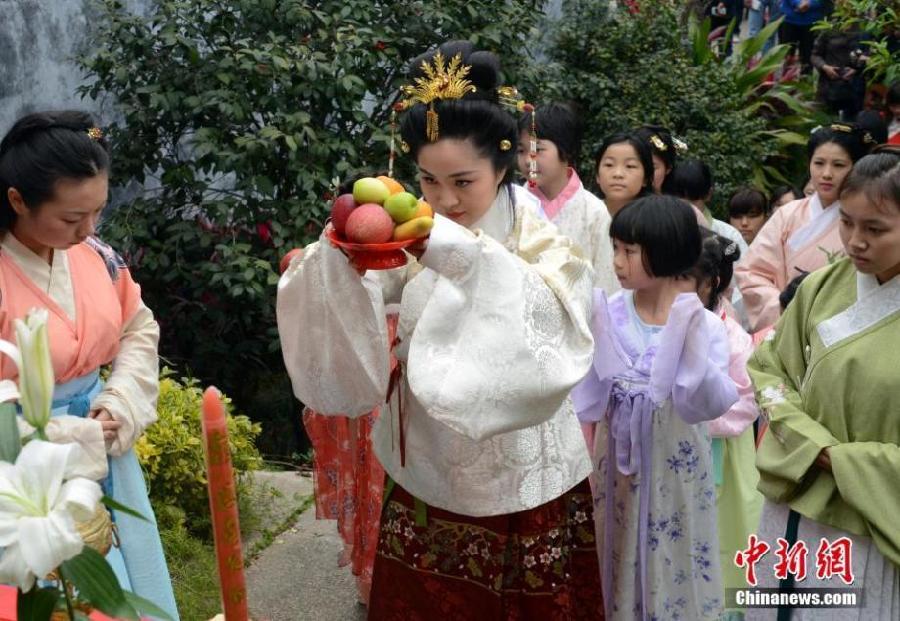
xmin=413 ymin=200 xmax=434 ymax=218
xmin=376 ymin=175 xmax=406 ymax=195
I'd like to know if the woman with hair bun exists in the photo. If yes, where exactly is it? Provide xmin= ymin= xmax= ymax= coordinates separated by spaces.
xmin=277 ymin=41 xmax=602 ymax=619
xmin=735 ymin=123 xmax=875 ymax=332
xmin=745 ymin=146 xmax=900 ymax=620
xmin=0 ymin=111 xmax=178 ymax=618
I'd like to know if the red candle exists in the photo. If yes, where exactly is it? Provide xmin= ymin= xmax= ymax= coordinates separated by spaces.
xmin=201 ymin=387 xmax=249 ymax=621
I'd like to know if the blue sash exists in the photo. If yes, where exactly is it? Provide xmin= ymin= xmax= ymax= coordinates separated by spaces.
xmin=49 ymin=372 xmax=180 ymax=620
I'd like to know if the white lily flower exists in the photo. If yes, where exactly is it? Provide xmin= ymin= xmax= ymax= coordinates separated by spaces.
xmin=0 ymin=440 xmax=102 ymax=591
xmin=11 ymin=309 xmax=55 ymax=430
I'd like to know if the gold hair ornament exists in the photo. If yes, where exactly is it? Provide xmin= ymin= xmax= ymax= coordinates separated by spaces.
xmin=86 ymin=127 xmax=103 ymax=141
xmin=649 ymin=135 xmax=667 ymax=152
xmin=499 ymin=139 xmax=512 ymax=151
xmin=673 ymin=137 xmax=688 ymax=154
xmin=397 ymin=52 xmax=477 ymax=142
xmin=497 ymin=87 xmax=538 ymax=186
xmin=811 ymin=123 xmax=875 ymax=145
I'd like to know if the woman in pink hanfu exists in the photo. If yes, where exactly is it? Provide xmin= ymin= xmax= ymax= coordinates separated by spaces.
xmin=735 ymin=124 xmax=874 ymax=332
xmin=0 ymin=112 xmax=177 ymax=619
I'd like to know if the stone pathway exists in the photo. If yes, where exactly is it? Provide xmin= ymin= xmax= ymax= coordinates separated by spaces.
xmin=244 ymin=471 xmax=367 ymax=621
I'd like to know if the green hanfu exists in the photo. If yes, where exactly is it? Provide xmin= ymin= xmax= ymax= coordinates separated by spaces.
xmin=746 ymin=258 xmax=900 ymax=620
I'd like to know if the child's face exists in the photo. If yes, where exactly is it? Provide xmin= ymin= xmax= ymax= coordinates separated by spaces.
xmin=612 ymin=239 xmax=653 ymax=289
xmin=839 ymin=190 xmax=900 ymax=284
xmin=517 ymin=133 xmax=569 ymax=190
xmin=596 ymin=143 xmax=646 ymax=205
xmin=889 ymin=103 xmax=900 ymax=120
xmin=729 ymin=208 xmax=767 ymax=244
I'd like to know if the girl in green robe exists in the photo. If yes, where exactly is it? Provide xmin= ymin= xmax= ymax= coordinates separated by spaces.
xmin=746 ymin=147 xmax=900 ymax=620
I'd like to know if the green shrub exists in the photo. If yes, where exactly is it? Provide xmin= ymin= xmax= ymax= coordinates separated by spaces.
xmin=136 ymin=370 xmax=263 ymax=535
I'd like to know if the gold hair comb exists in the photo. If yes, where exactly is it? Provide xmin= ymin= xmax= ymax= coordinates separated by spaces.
xmin=396 ymin=52 xmax=477 ymax=142
xmin=86 ymin=127 xmax=103 ymax=141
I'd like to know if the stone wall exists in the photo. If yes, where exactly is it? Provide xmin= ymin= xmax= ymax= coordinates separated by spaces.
xmin=0 ymin=0 xmax=150 ymax=134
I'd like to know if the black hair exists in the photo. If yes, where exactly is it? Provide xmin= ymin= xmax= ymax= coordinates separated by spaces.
xmin=779 ymin=271 xmax=809 ymax=311
xmin=855 ymin=110 xmax=888 ymax=145
xmin=807 ymin=124 xmax=873 ymax=164
xmin=609 ymin=194 xmax=702 ymax=278
xmin=689 ymin=227 xmax=741 ymax=311
xmin=728 ymin=187 xmax=770 ymax=218
xmin=593 ymin=131 xmax=655 ymax=198
xmin=887 ymin=82 xmax=900 ymax=108
xmin=769 ymin=184 xmax=801 ymax=207
xmin=840 ymin=147 xmax=900 ymax=212
xmin=0 ymin=111 xmax=110 ymax=231
xmin=518 ymin=102 xmax=583 ymax=167
xmin=634 ymin=125 xmax=677 ymax=172
xmin=663 ymin=158 xmax=713 ymax=202
xmin=400 ymin=41 xmax=518 ymax=184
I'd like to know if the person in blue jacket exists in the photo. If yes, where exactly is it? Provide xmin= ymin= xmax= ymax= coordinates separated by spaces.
xmin=780 ymin=0 xmax=828 ymax=73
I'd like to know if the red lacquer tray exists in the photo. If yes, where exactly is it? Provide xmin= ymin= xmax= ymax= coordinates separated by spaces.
xmin=325 ymin=225 xmax=418 ymax=270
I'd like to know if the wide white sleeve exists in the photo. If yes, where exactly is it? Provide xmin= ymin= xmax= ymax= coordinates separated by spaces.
xmin=17 ymin=416 xmax=109 ymax=480
xmin=276 ymin=237 xmax=392 ymax=417
xmin=405 ymin=214 xmax=594 ymax=442
xmin=91 ymin=301 xmax=160 ymax=456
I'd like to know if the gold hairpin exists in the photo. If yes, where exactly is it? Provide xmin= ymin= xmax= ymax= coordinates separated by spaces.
xmin=499 ymin=139 xmax=512 ymax=151
xmin=649 ymin=135 xmax=667 ymax=151
xmin=86 ymin=127 xmax=103 ymax=141
xmin=398 ymin=52 xmax=477 ymax=141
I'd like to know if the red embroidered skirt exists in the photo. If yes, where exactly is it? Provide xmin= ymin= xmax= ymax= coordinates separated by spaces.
xmin=368 ymin=479 xmax=603 ymax=620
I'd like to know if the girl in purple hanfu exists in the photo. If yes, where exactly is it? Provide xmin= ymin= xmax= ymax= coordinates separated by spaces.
xmin=573 ymin=195 xmax=739 ymax=621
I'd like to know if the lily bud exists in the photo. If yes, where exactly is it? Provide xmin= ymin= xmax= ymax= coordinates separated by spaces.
xmin=13 ymin=309 xmax=55 ymax=432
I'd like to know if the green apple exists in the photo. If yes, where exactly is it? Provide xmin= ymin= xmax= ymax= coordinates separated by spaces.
xmin=382 ymin=192 xmax=420 ymax=223
xmin=352 ymin=177 xmax=391 ymax=205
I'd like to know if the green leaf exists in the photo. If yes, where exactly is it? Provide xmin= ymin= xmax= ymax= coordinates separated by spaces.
xmin=123 ymin=590 xmax=176 ymax=621
xmin=0 ymin=402 xmax=21 ymax=462
xmin=61 ymin=548 xmax=139 ymax=620
xmin=17 ymin=587 xmax=61 ymax=621
xmin=101 ymin=495 xmax=150 ymax=522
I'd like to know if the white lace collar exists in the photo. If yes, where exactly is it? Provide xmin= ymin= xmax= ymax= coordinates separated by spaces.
xmin=787 ymin=193 xmax=841 ymax=252
xmin=472 ymin=185 xmax=514 ymax=244
xmin=817 ymin=270 xmax=900 ymax=348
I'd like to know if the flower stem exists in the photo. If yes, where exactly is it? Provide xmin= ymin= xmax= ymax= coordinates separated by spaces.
xmin=56 ymin=565 xmax=77 ymax=620
xmin=35 ymin=427 xmax=49 ymax=441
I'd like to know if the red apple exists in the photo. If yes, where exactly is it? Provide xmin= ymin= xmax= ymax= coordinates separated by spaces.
xmin=345 ymin=203 xmax=394 ymax=244
xmin=330 ymin=193 xmax=358 ymax=235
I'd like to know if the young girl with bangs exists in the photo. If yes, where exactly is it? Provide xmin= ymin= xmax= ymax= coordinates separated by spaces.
xmin=573 ymin=194 xmax=738 ymax=620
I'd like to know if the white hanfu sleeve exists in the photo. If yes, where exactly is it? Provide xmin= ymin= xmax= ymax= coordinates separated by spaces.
xmin=405 ymin=213 xmax=594 ymax=442
xmin=91 ymin=301 xmax=160 ymax=456
xmin=276 ymin=237 xmax=396 ymax=417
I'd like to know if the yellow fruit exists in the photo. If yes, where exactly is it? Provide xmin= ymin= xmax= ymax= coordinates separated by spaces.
xmin=413 ymin=200 xmax=433 ymax=219
xmin=393 ymin=216 xmax=434 ymax=241
xmin=377 ymin=176 xmax=406 ymax=195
